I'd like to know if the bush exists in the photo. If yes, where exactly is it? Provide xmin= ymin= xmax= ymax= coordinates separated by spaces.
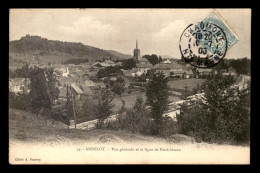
xmin=176 ymin=74 xmax=250 ymax=145
xmin=103 ymin=96 xmax=152 ymax=135
xmin=9 ymin=91 xmax=30 ymax=111
xmin=158 ymin=116 xmax=178 ymax=138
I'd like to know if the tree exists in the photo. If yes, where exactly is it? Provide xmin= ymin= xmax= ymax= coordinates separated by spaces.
xmin=229 ymin=57 xmax=250 ymax=75
xmin=121 ymin=58 xmax=136 ymax=70
xmin=158 ymin=56 xmax=163 ymax=63
xmin=80 ymin=95 xmax=98 ymax=121
xmin=97 ymin=65 xmax=122 ymax=78
xmin=45 ymin=68 xmax=60 ymax=105
xmin=13 ymin=63 xmax=30 ymax=78
xmin=111 ymin=75 xmax=125 ymax=96
xmin=29 ymin=67 xmax=51 ymax=114
xmin=143 ymin=54 xmax=160 ymax=66
xmin=9 ymin=91 xmax=30 ymax=110
xmin=96 ymin=90 xmax=114 ymax=128
xmin=146 ymin=71 xmax=170 ymax=135
xmin=123 ymin=96 xmax=151 ymax=134
xmin=177 ymin=73 xmax=250 ymax=144
xmin=64 ymin=85 xmax=73 ymax=127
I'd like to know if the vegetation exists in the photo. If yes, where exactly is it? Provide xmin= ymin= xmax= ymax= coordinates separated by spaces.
xmin=9 ymin=91 xmax=30 ymax=110
xmin=177 ymin=74 xmax=250 ymax=144
xmin=104 ymin=96 xmax=151 ymax=134
xmin=9 ymin=35 xmax=119 ymax=61
xmin=111 ymin=76 xmax=126 ymax=96
xmin=9 ymin=63 xmax=30 ymax=79
xmin=121 ymin=58 xmax=137 ymax=70
xmin=63 ymin=58 xmax=89 ymax=65
xmin=97 ymin=65 xmax=122 ymax=78
xmin=45 ymin=68 xmax=60 ymax=105
xmin=229 ymin=57 xmax=250 ymax=75
xmin=146 ymin=71 xmax=171 ymax=135
xmin=96 ymin=90 xmax=114 ymax=128
xmin=9 ymin=64 xmax=60 ymax=115
xmin=29 ymin=67 xmax=52 ymax=113
xmin=143 ymin=54 xmax=162 ymax=66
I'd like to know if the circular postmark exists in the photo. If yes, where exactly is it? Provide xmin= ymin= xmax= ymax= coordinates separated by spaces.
xmin=179 ymin=21 xmax=227 ymax=68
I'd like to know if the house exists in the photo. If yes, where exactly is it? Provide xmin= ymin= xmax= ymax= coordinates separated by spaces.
xmin=92 ymin=62 xmax=112 ymax=68
xmin=74 ymin=70 xmax=86 ymax=78
xmin=156 ymin=69 xmax=172 ymax=77
xmin=84 ymin=79 xmax=96 ymax=87
xmin=121 ymin=69 xmax=132 ymax=77
xmin=79 ymin=83 xmax=94 ymax=96
xmin=197 ymin=69 xmax=213 ymax=77
xmin=86 ymin=71 xmax=97 ymax=78
xmin=162 ymin=59 xmax=172 ymax=64
xmin=71 ymin=83 xmax=84 ymax=100
xmin=172 ymin=68 xmax=183 ymax=71
xmin=54 ymin=66 xmax=69 ymax=77
xmin=184 ymin=70 xmax=194 ymax=79
xmin=103 ymin=60 xmax=117 ymax=66
xmin=110 ymin=77 xmax=117 ymax=81
xmin=9 ymin=78 xmax=30 ymax=93
xmin=121 ymin=68 xmax=139 ymax=77
xmin=173 ymin=70 xmax=185 ymax=79
xmin=222 ymin=72 xmax=236 ymax=76
xmin=29 ymin=60 xmax=39 ymax=68
xmin=90 ymin=82 xmax=106 ymax=90
xmin=136 ymin=63 xmax=153 ymax=75
xmin=58 ymin=76 xmax=77 ymax=88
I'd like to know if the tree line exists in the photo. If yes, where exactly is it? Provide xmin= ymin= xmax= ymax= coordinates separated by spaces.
xmin=9 ymin=65 xmax=60 ymax=115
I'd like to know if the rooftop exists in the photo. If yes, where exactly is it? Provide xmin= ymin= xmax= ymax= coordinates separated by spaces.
xmin=154 ymin=63 xmax=183 ymax=70
xmin=71 ymin=83 xmax=84 ymax=94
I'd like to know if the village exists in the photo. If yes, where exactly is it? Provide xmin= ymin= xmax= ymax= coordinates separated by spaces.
xmin=9 ymin=40 xmax=247 ymax=129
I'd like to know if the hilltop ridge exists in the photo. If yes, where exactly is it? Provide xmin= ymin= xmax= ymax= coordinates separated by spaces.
xmin=9 ymin=35 xmax=130 ymax=66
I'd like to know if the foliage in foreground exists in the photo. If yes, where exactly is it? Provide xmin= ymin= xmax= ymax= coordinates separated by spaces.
xmin=104 ymin=96 xmax=178 ymax=137
xmin=146 ymin=71 xmax=171 ymax=135
xmin=177 ymin=74 xmax=250 ymax=144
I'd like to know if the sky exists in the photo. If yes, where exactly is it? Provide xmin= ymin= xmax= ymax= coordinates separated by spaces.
xmin=10 ymin=8 xmax=251 ymax=59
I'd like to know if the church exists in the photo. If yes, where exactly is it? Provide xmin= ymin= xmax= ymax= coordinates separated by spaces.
xmin=133 ymin=40 xmax=153 ymax=75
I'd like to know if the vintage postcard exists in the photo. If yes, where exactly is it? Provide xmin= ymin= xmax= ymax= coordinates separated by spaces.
xmin=9 ymin=8 xmax=251 ymax=164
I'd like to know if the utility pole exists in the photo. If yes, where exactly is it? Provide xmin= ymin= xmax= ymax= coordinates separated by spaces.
xmin=66 ymin=84 xmax=69 ymax=130
xmin=70 ymin=85 xmax=77 ymax=129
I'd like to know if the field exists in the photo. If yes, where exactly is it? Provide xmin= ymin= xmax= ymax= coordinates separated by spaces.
xmin=110 ymin=78 xmax=207 ymax=113
xmin=111 ymin=90 xmax=181 ymax=113
xmin=9 ymin=109 xmax=249 ymax=164
xmin=168 ymin=78 xmax=206 ymax=91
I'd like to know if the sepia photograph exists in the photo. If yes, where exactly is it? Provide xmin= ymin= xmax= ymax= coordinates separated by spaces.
xmin=9 ymin=8 xmax=251 ymax=164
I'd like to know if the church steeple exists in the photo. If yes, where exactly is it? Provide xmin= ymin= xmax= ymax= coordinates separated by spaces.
xmin=133 ymin=40 xmax=140 ymax=61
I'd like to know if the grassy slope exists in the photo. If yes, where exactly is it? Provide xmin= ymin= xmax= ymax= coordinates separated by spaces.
xmin=9 ymin=109 xmax=249 ymax=164
xmin=9 ymin=109 xmax=171 ymax=145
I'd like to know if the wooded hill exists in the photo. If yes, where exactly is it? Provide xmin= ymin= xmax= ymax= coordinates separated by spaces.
xmin=9 ymin=35 xmax=130 ymax=66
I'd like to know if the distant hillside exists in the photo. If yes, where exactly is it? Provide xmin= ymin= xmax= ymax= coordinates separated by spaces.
xmin=9 ymin=35 xmax=123 ymax=66
xmin=106 ymin=50 xmax=133 ymax=59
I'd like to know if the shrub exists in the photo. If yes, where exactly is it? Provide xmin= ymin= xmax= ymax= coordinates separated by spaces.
xmin=158 ymin=116 xmax=178 ymax=138
xmin=103 ymin=96 xmax=152 ymax=135
xmin=9 ymin=91 xmax=30 ymax=111
xmin=176 ymin=74 xmax=250 ymax=145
